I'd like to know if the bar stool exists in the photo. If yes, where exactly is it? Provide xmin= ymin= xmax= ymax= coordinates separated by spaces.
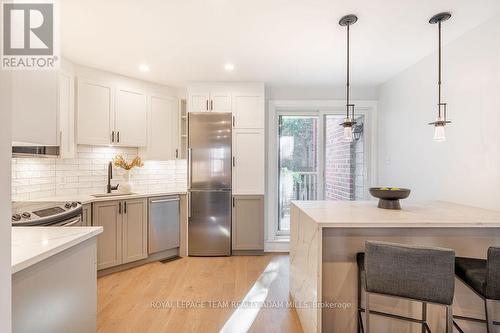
xmin=357 ymin=241 xmax=456 ymax=333
xmin=454 ymin=247 xmax=500 ymax=333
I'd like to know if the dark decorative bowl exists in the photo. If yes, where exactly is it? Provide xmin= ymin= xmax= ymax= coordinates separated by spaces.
xmin=369 ymin=187 xmax=411 ymax=210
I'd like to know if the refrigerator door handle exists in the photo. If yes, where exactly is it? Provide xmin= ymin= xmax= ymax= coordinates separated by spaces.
xmin=188 ymin=192 xmax=192 ymax=218
xmin=188 ymin=148 xmax=193 ymax=189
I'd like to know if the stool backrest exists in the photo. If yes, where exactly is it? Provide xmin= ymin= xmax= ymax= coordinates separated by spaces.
xmin=364 ymin=241 xmax=455 ymax=305
xmin=486 ymin=247 xmax=500 ymax=300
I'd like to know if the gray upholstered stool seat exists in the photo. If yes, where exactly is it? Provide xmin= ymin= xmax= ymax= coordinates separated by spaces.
xmin=455 ymin=257 xmax=487 ymax=297
xmin=356 ymin=241 xmax=456 ymax=333
xmin=453 ymin=247 xmax=500 ymax=333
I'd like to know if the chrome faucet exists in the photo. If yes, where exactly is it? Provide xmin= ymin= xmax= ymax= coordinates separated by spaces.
xmin=107 ymin=162 xmax=119 ymax=193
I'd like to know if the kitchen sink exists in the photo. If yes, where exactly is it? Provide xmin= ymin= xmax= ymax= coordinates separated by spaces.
xmin=91 ymin=192 xmax=136 ymax=198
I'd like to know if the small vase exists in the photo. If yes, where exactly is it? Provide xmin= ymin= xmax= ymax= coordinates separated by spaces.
xmin=121 ymin=170 xmax=133 ymax=193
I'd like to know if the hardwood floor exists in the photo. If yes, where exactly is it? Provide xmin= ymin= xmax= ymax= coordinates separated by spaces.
xmin=97 ymin=254 xmax=303 ymax=333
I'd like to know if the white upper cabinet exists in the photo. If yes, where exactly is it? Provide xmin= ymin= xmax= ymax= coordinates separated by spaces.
xmin=114 ymin=88 xmax=148 ymax=147
xmin=209 ymin=88 xmax=232 ymax=112
xmin=187 ymin=85 xmax=231 ymax=112
xmin=232 ymin=129 xmax=265 ymax=195
xmin=58 ymin=71 xmax=76 ymax=158
xmin=77 ymin=80 xmax=149 ymax=147
xmin=189 ymin=90 xmax=210 ymax=112
xmin=232 ymin=85 xmax=265 ymax=129
xmin=140 ymin=95 xmax=179 ymax=160
xmin=77 ymin=79 xmax=113 ymax=145
xmin=12 ymin=71 xmax=59 ymax=145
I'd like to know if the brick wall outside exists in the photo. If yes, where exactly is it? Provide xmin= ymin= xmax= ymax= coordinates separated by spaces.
xmin=324 ymin=116 xmax=364 ymax=201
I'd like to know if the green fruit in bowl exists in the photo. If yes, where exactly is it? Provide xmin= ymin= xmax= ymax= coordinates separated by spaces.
xmin=390 ymin=187 xmax=401 ymax=191
xmin=380 ymin=187 xmax=389 ymax=190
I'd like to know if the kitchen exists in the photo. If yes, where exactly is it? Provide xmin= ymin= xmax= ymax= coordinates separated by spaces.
xmin=1 ymin=1 xmax=500 ymax=333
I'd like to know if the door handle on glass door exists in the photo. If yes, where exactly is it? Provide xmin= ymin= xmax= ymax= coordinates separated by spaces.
xmin=210 ymin=100 xmax=213 ymax=111
xmin=206 ymin=100 xmax=208 ymax=111
xmin=188 ymin=192 xmax=192 ymax=218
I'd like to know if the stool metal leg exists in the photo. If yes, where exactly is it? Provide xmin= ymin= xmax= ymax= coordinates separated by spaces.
xmin=365 ymin=292 xmax=371 ymax=333
xmin=446 ymin=305 xmax=453 ymax=333
xmin=358 ymin=264 xmax=363 ymax=333
xmin=421 ymin=302 xmax=427 ymax=333
xmin=485 ymin=299 xmax=493 ymax=333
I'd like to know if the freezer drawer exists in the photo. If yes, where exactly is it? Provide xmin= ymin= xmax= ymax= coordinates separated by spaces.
xmin=148 ymin=196 xmax=180 ymax=254
xmin=188 ymin=190 xmax=231 ymax=256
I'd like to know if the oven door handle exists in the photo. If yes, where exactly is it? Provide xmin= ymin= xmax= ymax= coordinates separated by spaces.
xmin=61 ymin=216 xmax=82 ymax=226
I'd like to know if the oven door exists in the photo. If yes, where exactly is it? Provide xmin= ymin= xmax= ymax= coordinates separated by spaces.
xmin=52 ymin=215 xmax=83 ymax=226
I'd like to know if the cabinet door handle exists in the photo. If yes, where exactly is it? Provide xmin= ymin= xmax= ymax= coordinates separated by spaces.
xmin=118 ymin=202 xmax=122 ymax=214
xmin=232 ymin=156 xmax=235 ymax=167
xmin=175 ymin=149 xmax=179 ymax=159
xmin=206 ymin=100 xmax=209 ymax=111
xmin=232 ymin=116 xmax=235 ymax=127
xmin=232 ymin=197 xmax=235 ymax=208
xmin=210 ymin=100 xmax=213 ymax=111
xmin=117 ymin=131 xmax=120 ymax=143
xmin=124 ymin=201 xmax=127 ymax=214
xmin=111 ymin=131 xmax=115 ymax=143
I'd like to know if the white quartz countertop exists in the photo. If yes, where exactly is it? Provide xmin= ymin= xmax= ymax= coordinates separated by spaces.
xmin=292 ymin=200 xmax=500 ymax=228
xmin=12 ymin=226 xmax=103 ymax=274
xmin=28 ymin=189 xmax=187 ymax=205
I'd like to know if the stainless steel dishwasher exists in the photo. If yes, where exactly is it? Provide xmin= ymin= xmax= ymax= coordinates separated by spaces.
xmin=148 ymin=196 xmax=180 ymax=254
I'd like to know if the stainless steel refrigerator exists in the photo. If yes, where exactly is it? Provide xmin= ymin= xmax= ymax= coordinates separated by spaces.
xmin=188 ymin=113 xmax=232 ymax=256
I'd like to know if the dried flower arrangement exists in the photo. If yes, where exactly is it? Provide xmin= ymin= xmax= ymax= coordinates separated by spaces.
xmin=112 ymin=155 xmax=144 ymax=171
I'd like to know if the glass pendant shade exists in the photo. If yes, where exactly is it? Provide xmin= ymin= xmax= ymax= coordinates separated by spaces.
xmin=343 ymin=126 xmax=353 ymax=142
xmin=433 ymin=125 xmax=446 ymax=142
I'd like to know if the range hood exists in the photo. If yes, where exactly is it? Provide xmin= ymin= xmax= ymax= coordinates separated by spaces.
xmin=12 ymin=145 xmax=59 ymax=157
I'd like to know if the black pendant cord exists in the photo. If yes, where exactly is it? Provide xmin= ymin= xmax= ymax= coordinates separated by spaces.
xmin=438 ymin=21 xmax=442 ymax=119
xmin=346 ymin=23 xmax=350 ymax=120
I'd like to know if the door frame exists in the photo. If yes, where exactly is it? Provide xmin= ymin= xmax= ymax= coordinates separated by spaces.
xmin=266 ymin=100 xmax=378 ymax=247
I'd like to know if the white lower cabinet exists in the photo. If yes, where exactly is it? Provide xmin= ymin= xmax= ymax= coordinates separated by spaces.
xmin=93 ymin=198 xmax=147 ymax=270
xmin=232 ymin=129 xmax=265 ymax=195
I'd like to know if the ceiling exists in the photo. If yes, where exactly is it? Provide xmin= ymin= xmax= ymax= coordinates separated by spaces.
xmin=60 ymin=0 xmax=500 ymax=88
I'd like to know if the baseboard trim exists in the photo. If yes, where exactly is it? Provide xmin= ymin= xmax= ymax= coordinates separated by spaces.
xmin=264 ymin=240 xmax=290 ymax=253
xmin=97 ymin=248 xmax=179 ymax=277
xmin=232 ymin=250 xmax=264 ymax=256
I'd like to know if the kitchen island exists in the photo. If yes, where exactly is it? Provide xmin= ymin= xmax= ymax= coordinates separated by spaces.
xmin=290 ymin=201 xmax=500 ymax=333
xmin=12 ymin=226 xmax=102 ymax=333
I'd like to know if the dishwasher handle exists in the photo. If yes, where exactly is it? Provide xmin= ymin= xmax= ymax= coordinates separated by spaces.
xmin=150 ymin=198 xmax=180 ymax=204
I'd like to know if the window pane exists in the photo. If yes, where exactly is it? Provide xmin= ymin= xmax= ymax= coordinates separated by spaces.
xmin=278 ymin=116 xmax=318 ymax=232
xmin=324 ymin=115 xmax=365 ymax=200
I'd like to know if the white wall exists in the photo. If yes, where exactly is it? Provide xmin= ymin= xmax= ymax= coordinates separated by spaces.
xmin=266 ymin=85 xmax=377 ymax=101
xmin=378 ymin=15 xmax=500 ymax=210
xmin=0 ymin=69 xmax=12 ymax=332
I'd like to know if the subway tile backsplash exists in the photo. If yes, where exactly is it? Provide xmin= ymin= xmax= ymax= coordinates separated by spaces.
xmin=12 ymin=146 xmax=187 ymax=201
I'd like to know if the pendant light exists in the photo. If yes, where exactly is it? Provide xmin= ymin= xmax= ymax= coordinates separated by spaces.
xmin=428 ymin=12 xmax=452 ymax=141
xmin=339 ymin=14 xmax=358 ymax=143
